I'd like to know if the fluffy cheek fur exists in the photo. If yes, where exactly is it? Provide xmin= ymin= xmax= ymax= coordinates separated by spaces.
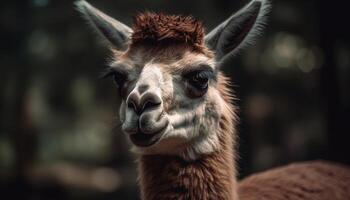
xmin=181 ymin=87 xmax=224 ymax=160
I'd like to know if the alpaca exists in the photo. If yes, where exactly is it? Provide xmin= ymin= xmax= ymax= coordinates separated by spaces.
xmin=75 ymin=0 xmax=350 ymax=199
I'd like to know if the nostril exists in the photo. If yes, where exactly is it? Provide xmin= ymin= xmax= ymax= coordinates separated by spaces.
xmin=128 ymin=101 xmax=135 ymax=109
xmin=127 ymin=100 xmax=138 ymax=114
xmin=126 ymin=93 xmax=142 ymax=114
xmin=142 ymin=100 xmax=161 ymax=111
xmin=127 ymin=93 xmax=161 ymax=115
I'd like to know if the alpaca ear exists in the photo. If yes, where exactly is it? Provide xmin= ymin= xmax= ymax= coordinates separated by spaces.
xmin=205 ymin=0 xmax=271 ymax=62
xmin=75 ymin=0 xmax=133 ymax=50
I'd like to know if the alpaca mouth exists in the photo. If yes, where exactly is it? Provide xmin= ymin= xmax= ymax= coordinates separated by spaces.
xmin=129 ymin=130 xmax=163 ymax=147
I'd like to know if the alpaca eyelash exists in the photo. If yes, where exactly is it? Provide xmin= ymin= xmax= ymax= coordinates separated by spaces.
xmin=195 ymin=70 xmax=214 ymax=79
xmin=183 ymin=69 xmax=215 ymax=81
xmin=99 ymin=68 xmax=115 ymax=79
xmin=182 ymin=63 xmax=214 ymax=76
xmin=99 ymin=67 xmax=127 ymax=80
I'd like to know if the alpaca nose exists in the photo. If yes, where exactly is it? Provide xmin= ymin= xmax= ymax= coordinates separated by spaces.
xmin=126 ymin=92 xmax=162 ymax=115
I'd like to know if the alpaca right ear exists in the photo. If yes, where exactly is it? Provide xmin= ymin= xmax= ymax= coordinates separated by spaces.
xmin=205 ymin=0 xmax=271 ymax=63
xmin=75 ymin=0 xmax=133 ymax=50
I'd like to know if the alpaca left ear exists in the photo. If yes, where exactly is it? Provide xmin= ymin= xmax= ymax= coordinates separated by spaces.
xmin=75 ymin=0 xmax=133 ymax=50
xmin=205 ymin=0 xmax=271 ymax=63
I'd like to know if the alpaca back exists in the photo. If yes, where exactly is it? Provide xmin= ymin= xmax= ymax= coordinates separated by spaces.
xmin=238 ymin=161 xmax=350 ymax=200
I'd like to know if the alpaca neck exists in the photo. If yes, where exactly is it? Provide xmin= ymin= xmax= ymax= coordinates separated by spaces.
xmin=138 ymin=135 xmax=237 ymax=200
xmin=138 ymin=117 xmax=238 ymax=200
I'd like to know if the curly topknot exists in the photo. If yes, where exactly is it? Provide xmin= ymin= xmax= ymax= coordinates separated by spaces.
xmin=131 ymin=12 xmax=205 ymax=49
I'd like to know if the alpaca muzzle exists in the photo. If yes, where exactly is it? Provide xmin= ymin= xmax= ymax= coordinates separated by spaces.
xmin=123 ymin=85 xmax=169 ymax=147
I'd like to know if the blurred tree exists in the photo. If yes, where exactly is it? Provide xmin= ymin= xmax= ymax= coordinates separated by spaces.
xmin=3 ymin=0 xmax=38 ymax=198
xmin=317 ymin=0 xmax=350 ymax=165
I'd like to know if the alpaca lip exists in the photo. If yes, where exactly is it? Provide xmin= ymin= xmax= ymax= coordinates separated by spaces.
xmin=129 ymin=130 xmax=162 ymax=147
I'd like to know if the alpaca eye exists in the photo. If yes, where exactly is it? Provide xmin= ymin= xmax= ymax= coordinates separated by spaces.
xmin=101 ymin=68 xmax=127 ymax=87
xmin=185 ymin=70 xmax=212 ymax=98
xmin=112 ymin=72 xmax=127 ymax=87
xmin=189 ymin=73 xmax=209 ymax=89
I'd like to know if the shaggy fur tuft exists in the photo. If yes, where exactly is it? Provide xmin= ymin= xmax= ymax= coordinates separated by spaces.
xmin=131 ymin=12 xmax=205 ymax=50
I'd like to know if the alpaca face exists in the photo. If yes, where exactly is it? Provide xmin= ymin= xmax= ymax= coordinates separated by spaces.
xmin=105 ymin=46 xmax=225 ymax=158
xmin=77 ymin=0 xmax=270 ymax=159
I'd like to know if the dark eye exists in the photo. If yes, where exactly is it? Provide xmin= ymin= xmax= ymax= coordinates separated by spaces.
xmin=112 ymin=71 xmax=127 ymax=87
xmin=184 ymin=70 xmax=212 ymax=98
xmin=189 ymin=72 xmax=209 ymax=89
xmin=101 ymin=68 xmax=127 ymax=87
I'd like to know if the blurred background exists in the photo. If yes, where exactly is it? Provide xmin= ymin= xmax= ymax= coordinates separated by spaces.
xmin=1 ymin=0 xmax=349 ymax=199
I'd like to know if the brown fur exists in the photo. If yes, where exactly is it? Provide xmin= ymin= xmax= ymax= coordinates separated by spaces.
xmin=125 ymin=15 xmax=350 ymax=200
xmin=138 ymin=74 xmax=238 ymax=200
xmin=238 ymin=161 xmax=350 ymax=200
xmin=131 ymin=12 xmax=205 ymax=51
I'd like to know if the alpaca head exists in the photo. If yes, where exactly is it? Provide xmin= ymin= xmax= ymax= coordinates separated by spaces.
xmin=76 ymin=0 xmax=270 ymax=160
